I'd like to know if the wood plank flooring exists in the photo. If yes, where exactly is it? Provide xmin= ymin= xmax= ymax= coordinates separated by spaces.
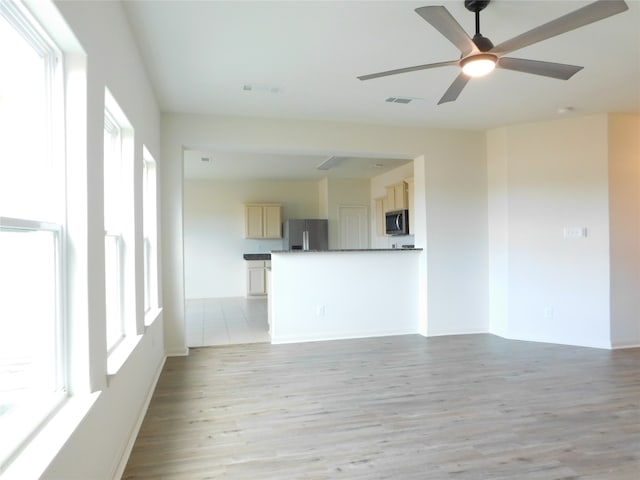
xmin=123 ymin=334 xmax=640 ymax=479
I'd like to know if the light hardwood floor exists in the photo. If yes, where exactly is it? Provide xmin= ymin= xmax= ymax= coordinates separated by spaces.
xmin=123 ymin=334 xmax=640 ymax=479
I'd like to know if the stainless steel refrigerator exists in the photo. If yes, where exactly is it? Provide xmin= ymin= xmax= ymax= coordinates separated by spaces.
xmin=283 ymin=219 xmax=329 ymax=251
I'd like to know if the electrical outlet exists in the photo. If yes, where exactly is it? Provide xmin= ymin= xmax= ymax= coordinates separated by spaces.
xmin=316 ymin=305 xmax=325 ymax=316
xmin=543 ymin=307 xmax=554 ymax=319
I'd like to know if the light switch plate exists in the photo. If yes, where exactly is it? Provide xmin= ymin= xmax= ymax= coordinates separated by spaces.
xmin=563 ymin=227 xmax=587 ymax=239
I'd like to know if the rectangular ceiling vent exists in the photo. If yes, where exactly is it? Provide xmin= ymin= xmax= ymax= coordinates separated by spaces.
xmin=317 ymin=156 xmax=347 ymax=170
xmin=243 ymin=84 xmax=283 ymax=94
xmin=386 ymin=97 xmax=412 ymax=104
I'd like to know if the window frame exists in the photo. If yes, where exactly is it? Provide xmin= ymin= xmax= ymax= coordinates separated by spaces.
xmin=0 ymin=0 xmax=67 ymax=470
xmin=142 ymin=148 xmax=158 ymax=320
xmin=103 ymin=108 xmax=126 ymax=352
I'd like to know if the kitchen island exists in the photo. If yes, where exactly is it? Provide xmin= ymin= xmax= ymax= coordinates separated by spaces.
xmin=269 ymin=248 xmax=422 ymax=344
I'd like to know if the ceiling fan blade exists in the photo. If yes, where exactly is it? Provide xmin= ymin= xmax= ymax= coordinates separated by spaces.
xmin=415 ymin=6 xmax=478 ymax=57
xmin=492 ymin=0 xmax=628 ymax=55
xmin=498 ymin=57 xmax=583 ymax=80
xmin=438 ymin=73 xmax=470 ymax=105
xmin=357 ymin=60 xmax=458 ymax=81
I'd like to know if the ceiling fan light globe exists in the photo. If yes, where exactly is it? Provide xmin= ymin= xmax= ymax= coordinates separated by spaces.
xmin=461 ymin=54 xmax=497 ymax=77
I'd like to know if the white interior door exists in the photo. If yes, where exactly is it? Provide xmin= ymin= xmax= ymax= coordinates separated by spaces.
xmin=338 ymin=205 xmax=369 ymax=249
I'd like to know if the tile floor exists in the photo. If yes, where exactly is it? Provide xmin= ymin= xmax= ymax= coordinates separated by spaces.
xmin=185 ymin=297 xmax=270 ymax=347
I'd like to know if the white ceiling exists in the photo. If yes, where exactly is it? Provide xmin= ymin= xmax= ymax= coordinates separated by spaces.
xmin=183 ymin=149 xmax=413 ymax=180
xmin=123 ymin=0 xmax=640 ymax=179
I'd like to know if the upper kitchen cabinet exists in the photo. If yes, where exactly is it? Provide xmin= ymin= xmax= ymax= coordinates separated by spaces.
xmin=374 ymin=196 xmax=387 ymax=236
xmin=385 ymin=181 xmax=408 ymax=212
xmin=244 ymin=203 xmax=282 ymax=238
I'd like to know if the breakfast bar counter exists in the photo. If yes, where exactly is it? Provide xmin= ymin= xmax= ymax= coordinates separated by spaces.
xmin=268 ymin=248 xmax=422 ymax=344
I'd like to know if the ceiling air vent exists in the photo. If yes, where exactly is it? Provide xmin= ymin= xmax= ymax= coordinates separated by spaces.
xmin=243 ymin=84 xmax=283 ymax=94
xmin=317 ymin=156 xmax=347 ymax=171
xmin=386 ymin=97 xmax=412 ymax=104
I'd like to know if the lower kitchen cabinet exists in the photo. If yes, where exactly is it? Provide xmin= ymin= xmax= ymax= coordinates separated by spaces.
xmin=246 ymin=260 xmax=270 ymax=296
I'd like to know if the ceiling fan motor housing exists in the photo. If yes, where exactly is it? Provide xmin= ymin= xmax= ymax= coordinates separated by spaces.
xmin=464 ymin=0 xmax=490 ymax=13
xmin=465 ymin=0 xmax=494 ymax=51
xmin=472 ymin=33 xmax=494 ymax=52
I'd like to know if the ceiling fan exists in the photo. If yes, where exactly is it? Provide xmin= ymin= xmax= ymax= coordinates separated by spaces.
xmin=357 ymin=0 xmax=629 ymax=104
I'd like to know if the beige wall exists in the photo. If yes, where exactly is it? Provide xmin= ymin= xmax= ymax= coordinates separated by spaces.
xmin=161 ymin=113 xmax=488 ymax=353
xmin=184 ymin=178 xmax=321 ymax=298
xmin=423 ymin=134 xmax=489 ymax=336
xmin=488 ymin=115 xmax=613 ymax=348
xmin=487 ymin=128 xmax=509 ymax=337
xmin=608 ymin=114 xmax=640 ymax=347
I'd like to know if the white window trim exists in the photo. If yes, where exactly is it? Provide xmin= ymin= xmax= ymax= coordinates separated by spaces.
xmin=104 ymin=232 xmax=125 ymax=353
xmin=142 ymin=149 xmax=159 ymax=324
xmin=0 ymin=217 xmax=67 ymax=471
xmin=104 ymin=109 xmax=126 ymax=353
xmin=0 ymin=0 xmax=67 ymax=471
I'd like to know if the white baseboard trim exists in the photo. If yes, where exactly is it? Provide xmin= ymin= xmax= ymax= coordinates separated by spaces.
xmin=425 ymin=329 xmax=489 ymax=337
xmin=492 ymin=331 xmax=612 ymax=350
xmin=611 ymin=341 xmax=640 ymax=350
xmin=112 ymin=355 xmax=167 ymax=479
xmin=271 ymin=329 xmax=417 ymax=345
xmin=166 ymin=348 xmax=189 ymax=357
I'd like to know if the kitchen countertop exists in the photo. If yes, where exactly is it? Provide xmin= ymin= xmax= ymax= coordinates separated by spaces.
xmin=245 ymin=249 xmax=422 ymax=260
xmin=243 ymin=253 xmax=271 ymax=261
xmin=271 ymin=248 xmax=422 ymax=253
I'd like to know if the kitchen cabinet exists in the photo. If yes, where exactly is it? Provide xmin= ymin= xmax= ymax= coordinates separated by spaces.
xmin=246 ymin=260 xmax=271 ymax=296
xmin=244 ymin=203 xmax=282 ymax=239
xmin=374 ymin=196 xmax=387 ymax=236
xmin=385 ymin=182 xmax=408 ymax=211
xmin=404 ymin=177 xmax=414 ymax=235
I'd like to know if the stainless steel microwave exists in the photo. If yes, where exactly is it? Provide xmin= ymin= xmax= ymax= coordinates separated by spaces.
xmin=385 ymin=209 xmax=409 ymax=236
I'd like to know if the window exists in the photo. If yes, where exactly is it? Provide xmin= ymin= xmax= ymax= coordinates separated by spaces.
xmin=103 ymin=91 xmax=134 ymax=354
xmin=0 ymin=0 xmax=66 ymax=468
xmin=104 ymin=110 xmax=125 ymax=351
xmin=142 ymin=147 xmax=158 ymax=318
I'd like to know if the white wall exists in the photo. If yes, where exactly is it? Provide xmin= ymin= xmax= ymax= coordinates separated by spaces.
xmin=161 ymin=113 xmax=488 ymax=354
xmin=487 ymin=115 xmax=612 ymax=348
xmin=422 ymin=137 xmax=489 ymax=336
xmin=608 ymin=114 xmax=640 ymax=348
xmin=183 ymin=175 xmax=372 ymax=300
xmin=6 ymin=1 xmax=165 ymax=478
xmin=184 ymin=178 xmax=321 ymax=298
xmin=487 ymin=128 xmax=509 ymax=338
xmin=270 ymin=250 xmax=420 ymax=343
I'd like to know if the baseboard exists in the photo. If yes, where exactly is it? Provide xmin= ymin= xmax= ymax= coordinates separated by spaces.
xmin=611 ymin=341 xmax=640 ymax=350
xmin=271 ymin=329 xmax=417 ymax=345
xmin=425 ymin=329 xmax=489 ymax=337
xmin=493 ymin=331 xmax=612 ymax=350
xmin=112 ymin=355 xmax=167 ymax=479
xmin=166 ymin=347 xmax=189 ymax=357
